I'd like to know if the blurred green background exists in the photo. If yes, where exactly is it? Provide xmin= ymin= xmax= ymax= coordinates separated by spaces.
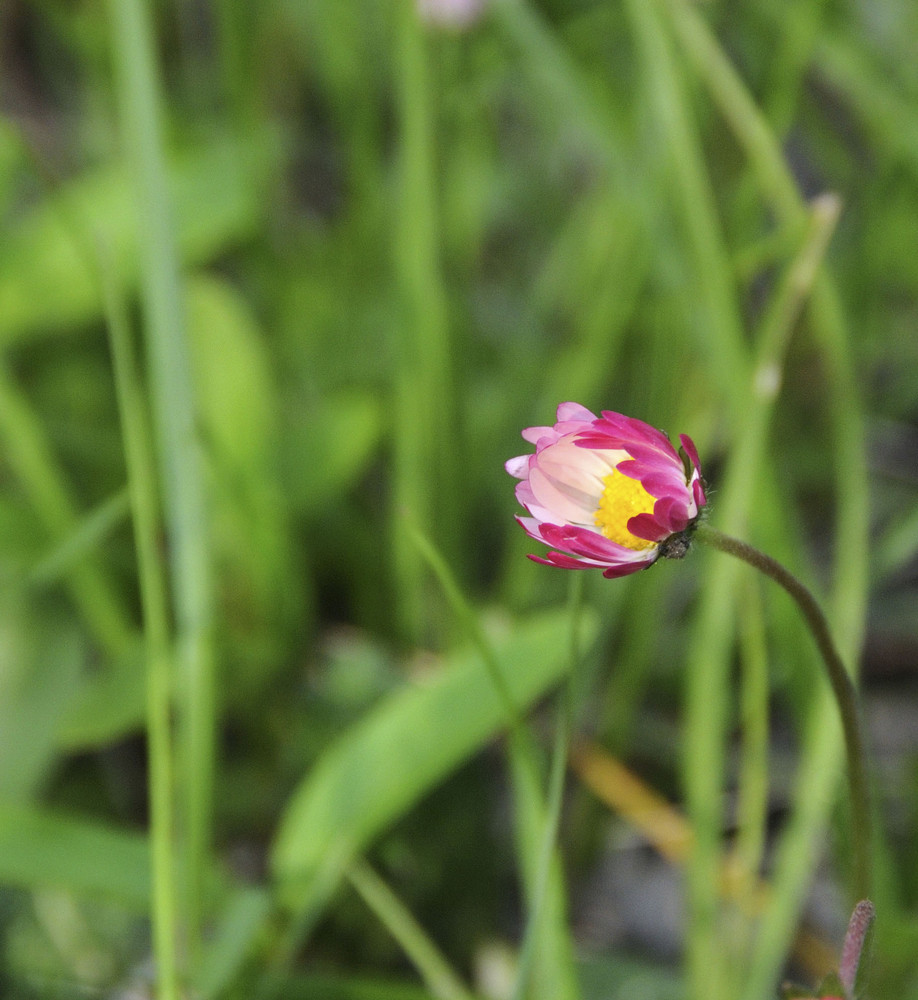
xmin=1 ymin=0 xmax=918 ymax=997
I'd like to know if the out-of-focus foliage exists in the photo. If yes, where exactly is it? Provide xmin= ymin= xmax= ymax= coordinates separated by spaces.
xmin=1 ymin=0 xmax=918 ymax=998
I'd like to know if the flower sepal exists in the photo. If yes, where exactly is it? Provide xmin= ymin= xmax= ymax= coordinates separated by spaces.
xmin=657 ymin=527 xmax=696 ymax=561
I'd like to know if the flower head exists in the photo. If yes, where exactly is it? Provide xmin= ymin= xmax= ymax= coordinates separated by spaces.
xmin=417 ymin=0 xmax=485 ymax=29
xmin=505 ymin=402 xmax=706 ymax=578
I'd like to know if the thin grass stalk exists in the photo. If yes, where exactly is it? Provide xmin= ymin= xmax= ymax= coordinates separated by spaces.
xmin=695 ymin=525 xmax=872 ymax=903
xmin=106 ymin=0 xmax=215 ymax=967
xmin=761 ymin=1 xmax=831 ymax=136
xmin=655 ymin=0 xmax=869 ymax=647
xmin=585 ymin=3 xmax=753 ymax=982
xmin=407 ymin=519 xmax=579 ymax=1000
xmin=511 ymin=573 xmax=582 ymax=1000
xmin=658 ymin=0 xmax=798 ymax=220
xmin=682 ymin=195 xmax=841 ymax=1000
xmin=622 ymin=0 xmax=750 ymax=413
xmin=0 ymin=363 xmax=133 ymax=658
xmin=740 ymin=443 xmax=868 ymax=998
xmin=731 ymin=576 xmax=770 ymax=964
xmin=619 ymin=3 xmax=789 ymax=994
xmin=596 ymin=571 xmax=667 ymax=756
xmin=392 ymin=0 xmax=454 ymax=643
xmin=347 ymin=859 xmax=474 ymax=1000
xmin=101 ymin=259 xmax=181 ymax=1000
xmin=28 ymin=490 xmax=130 ymax=588
xmin=505 ymin=740 xmax=580 ymax=1000
xmin=655 ymin=5 xmax=871 ymax=993
xmin=490 ymin=0 xmax=629 ymax=181
xmin=815 ymin=32 xmax=918 ymax=167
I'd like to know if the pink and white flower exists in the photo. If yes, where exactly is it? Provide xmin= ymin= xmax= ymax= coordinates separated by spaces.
xmin=417 ymin=0 xmax=485 ymax=29
xmin=505 ymin=403 xmax=706 ymax=578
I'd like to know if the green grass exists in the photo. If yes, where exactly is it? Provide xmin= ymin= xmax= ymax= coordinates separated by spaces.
xmin=1 ymin=0 xmax=918 ymax=998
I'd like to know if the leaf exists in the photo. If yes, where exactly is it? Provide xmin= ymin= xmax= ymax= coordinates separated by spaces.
xmin=271 ymin=607 xmax=597 ymax=916
xmin=186 ymin=274 xmax=299 ymax=692
xmin=197 ymin=885 xmax=273 ymax=1000
xmin=56 ymin=643 xmax=146 ymax=750
xmin=0 ymin=803 xmax=150 ymax=909
xmin=0 ymin=135 xmax=276 ymax=346
xmin=187 ymin=275 xmax=279 ymax=474
xmin=0 ymin=601 xmax=83 ymax=799
xmin=284 ymin=388 xmax=383 ymax=517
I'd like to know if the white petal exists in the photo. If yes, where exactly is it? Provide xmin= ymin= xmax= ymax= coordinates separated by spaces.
xmin=529 ymin=439 xmax=628 ymax=523
xmin=505 ymin=455 xmax=530 ymax=478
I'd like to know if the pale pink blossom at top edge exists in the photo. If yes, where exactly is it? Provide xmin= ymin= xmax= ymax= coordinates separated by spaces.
xmin=505 ymin=402 xmax=706 ymax=578
xmin=418 ymin=0 xmax=485 ymax=29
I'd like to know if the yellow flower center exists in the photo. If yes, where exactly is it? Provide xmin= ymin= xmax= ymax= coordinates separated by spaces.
xmin=594 ymin=469 xmax=658 ymax=551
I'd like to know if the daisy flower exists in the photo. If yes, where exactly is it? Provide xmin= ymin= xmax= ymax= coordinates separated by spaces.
xmin=506 ymin=402 xmax=706 ymax=578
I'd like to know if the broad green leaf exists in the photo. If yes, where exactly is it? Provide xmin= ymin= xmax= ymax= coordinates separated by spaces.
xmin=285 ymin=388 xmax=383 ymax=517
xmin=0 ymin=803 xmax=149 ymax=909
xmin=186 ymin=274 xmax=299 ymax=693
xmin=0 ymin=135 xmax=276 ymax=346
xmin=187 ymin=274 xmax=278 ymax=473
xmin=271 ymin=607 xmax=598 ymax=915
xmin=197 ymin=885 xmax=273 ymax=1000
xmin=0 ymin=601 xmax=82 ymax=799
xmin=56 ymin=644 xmax=145 ymax=750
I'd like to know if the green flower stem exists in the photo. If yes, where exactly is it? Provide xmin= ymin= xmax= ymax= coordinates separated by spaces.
xmin=655 ymin=5 xmax=869 ymax=993
xmin=694 ymin=523 xmax=871 ymax=902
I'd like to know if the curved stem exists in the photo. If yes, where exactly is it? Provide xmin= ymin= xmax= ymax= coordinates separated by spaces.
xmin=693 ymin=523 xmax=871 ymax=901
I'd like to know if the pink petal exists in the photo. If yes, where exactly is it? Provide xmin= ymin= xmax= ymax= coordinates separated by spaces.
xmin=625 ymin=512 xmax=669 ymax=542
xmin=530 ymin=552 xmax=600 ymax=570
xmin=650 ymin=496 xmax=690 ymax=532
xmin=679 ymin=433 xmax=702 ymax=473
xmin=602 ymin=559 xmax=654 ymax=579
xmin=693 ymin=478 xmax=706 ymax=508
xmin=505 ymin=455 xmax=530 ymax=479
xmin=556 ymin=401 xmax=598 ymax=423
xmin=522 ymin=424 xmax=555 ymax=445
xmin=614 ymin=461 xmax=685 ymax=498
xmin=542 ymin=523 xmax=646 ymax=563
xmin=596 ymin=412 xmax=675 ymax=453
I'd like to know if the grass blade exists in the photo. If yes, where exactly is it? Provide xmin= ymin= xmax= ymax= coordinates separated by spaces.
xmin=106 ymin=0 xmax=216 ymax=968
xmin=102 ymin=249 xmax=181 ymax=999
